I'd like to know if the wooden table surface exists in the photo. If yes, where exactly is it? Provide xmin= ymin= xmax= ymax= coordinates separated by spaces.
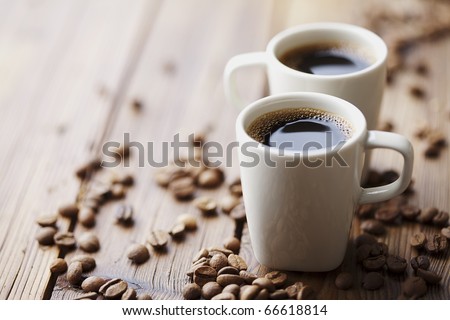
xmin=0 ymin=0 xmax=449 ymax=300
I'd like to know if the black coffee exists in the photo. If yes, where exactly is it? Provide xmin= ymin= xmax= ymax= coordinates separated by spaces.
xmin=279 ymin=43 xmax=371 ymax=75
xmin=247 ymin=108 xmax=352 ymax=152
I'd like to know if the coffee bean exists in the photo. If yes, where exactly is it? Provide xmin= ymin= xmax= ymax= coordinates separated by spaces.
xmin=99 ymin=278 xmax=121 ymax=294
xmin=194 ymin=266 xmax=217 ymax=287
xmin=58 ymin=204 xmax=79 ymax=219
xmin=36 ymin=227 xmax=57 ymax=246
xmin=354 ymin=234 xmax=378 ymax=248
xmin=211 ymin=292 xmax=236 ymax=300
xmin=67 ymin=261 xmax=83 ymax=285
xmin=74 ymin=292 xmax=98 ymax=300
xmin=147 ymin=230 xmax=169 ymax=250
xmin=228 ymin=254 xmax=247 ymax=270
xmin=417 ymin=207 xmax=438 ymax=224
xmin=432 ymin=211 xmax=449 ymax=227
xmin=220 ymin=195 xmax=241 ymax=214
xmin=197 ymin=168 xmax=224 ymax=188
xmin=54 ymin=232 xmax=76 ymax=249
xmin=365 ymin=169 xmax=382 ymax=187
xmin=155 ymin=167 xmax=189 ymax=188
xmin=357 ymin=203 xmax=377 ymax=219
xmin=83 ymin=195 xmax=103 ymax=212
xmin=239 ymin=270 xmax=258 ymax=284
xmin=361 ymin=219 xmax=386 ymax=235
xmin=194 ymin=197 xmax=217 ymax=215
xmin=81 ymin=276 xmax=107 ymax=292
xmin=335 ymin=272 xmax=353 ymax=290
xmin=222 ymin=284 xmax=240 ymax=297
xmin=208 ymin=247 xmax=234 ymax=257
xmin=78 ymin=232 xmax=100 ymax=253
xmin=402 ymin=277 xmax=427 ymax=299
xmin=256 ymin=288 xmax=270 ymax=300
xmin=137 ymin=293 xmax=153 ymax=300
xmin=111 ymin=173 xmax=134 ymax=186
xmin=428 ymin=132 xmax=447 ymax=148
xmin=126 ymin=244 xmax=150 ymax=264
xmin=356 ymin=244 xmax=372 ymax=263
xmin=176 ymin=213 xmax=197 ymax=231
xmin=182 ymin=283 xmax=202 ymax=300
xmin=296 ymin=285 xmax=315 ymax=300
xmin=386 ymin=255 xmax=407 ymax=273
xmin=36 ymin=214 xmax=58 ymax=227
xmin=270 ymin=289 xmax=289 ymax=300
xmin=105 ymin=280 xmax=128 ymax=299
xmin=399 ymin=205 xmax=420 ymax=220
xmin=75 ymin=159 xmax=101 ymax=179
xmin=169 ymin=223 xmax=185 ymax=239
xmin=410 ymin=232 xmax=427 ymax=249
xmin=362 ymin=272 xmax=384 ymax=290
xmin=223 ymin=236 xmax=240 ymax=254
xmin=442 ymin=227 xmax=450 ymax=239
xmin=410 ymin=256 xmax=430 ymax=271
xmin=265 ymin=271 xmax=287 ymax=288
xmin=71 ymin=255 xmax=96 ymax=272
xmin=416 ymin=268 xmax=442 ymax=284
xmin=202 ymin=282 xmax=223 ymax=300
xmin=362 ymin=255 xmax=386 ymax=271
xmin=285 ymin=282 xmax=304 ymax=298
xmin=229 ymin=179 xmax=242 ymax=197
xmin=370 ymin=242 xmax=389 ymax=257
xmin=78 ymin=207 xmax=96 ymax=228
xmin=253 ymin=278 xmax=275 ymax=292
xmin=192 ymin=248 xmax=209 ymax=263
xmin=217 ymin=266 xmax=240 ymax=276
xmin=115 ymin=204 xmax=134 ymax=226
xmin=169 ymin=176 xmax=196 ymax=200
xmin=240 ymin=285 xmax=261 ymax=300
xmin=374 ymin=206 xmax=399 ymax=223
xmin=49 ymin=258 xmax=67 ymax=275
xmin=410 ymin=86 xmax=426 ymax=99
xmin=121 ymin=287 xmax=137 ymax=300
xmin=425 ymin=234 xmax=448 ymax=254
xmin=209 ymin=253 xmax=228 ymax=270
xmin=230 ymin=203 xmax=246 ymax=222
xmin=110 ymin=184 xmax=126 ymax=200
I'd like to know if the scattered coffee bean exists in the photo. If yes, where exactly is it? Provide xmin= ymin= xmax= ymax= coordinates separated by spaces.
xmin=240 ymin=285 xmax=261 ymax=300
xmin=362 ymin=272 xmax=384 ymax=290
xmin=410 ymin=232 xmax=427 ymax=249
xmin=253 ymin=278 xmax=275 ymax=292
xmin=54 ymin=232 xmax=76 ymax=249
xmin=176 ymin=213 xmax=197 ymax=231
xmin=356 ymin=244 xmax=372 ymax=263
xmin=239 ymin=270 xmax=258 ymax=284
xmin=105 ymin=280 xmax=128 ymax=299
xmin=192 ymin=248 xmax=209 ymax=263
xmin=223 ymin=236 xmax=240 ymax=253
xmin=416 ymin=268 xmax=442 ymax=284
xmin=36 ymin=227 xmax=57 ymax=246
xmin=212 ymin=292 xmax=236 ymax=300
xmin=78 ymin=232 xmax=100 ymax=253
xmin=36 ymin=214 xmax=58 ymax=227
xmin=229 ymin=179 xmax=242 ymax=197
xmin=78 ymin=207 xmax=96 ymax=228
xmin=121 ymin=287 xmax=137 ymax=300
xmin=218 ymin=266 xmax=239 ymax=276
xmin=169 ymin=176 xmax=196 ymax=200
xmin=285 ymin=282 xmax=304 ymax=298
xmin=58 ymin=204 xmax=79 ymax=219
xmin=197 ymin=168 xmax=224 ymax=188
xmin=126 ymin=244 xmax=150 ymax=264
xmin=67 ymin=261 xmax=84 ymax=285
xmin=370 ymin=242 xmax=388 ymax=257
xmin=75 ymin=159 xmax=101 ymax=179
xmin=111 ymin=173 xmax=134 ymax=186
xmin=209 ymin=253 xmax=229 ymax=270
xmin=378 ymin=121 xmax=394 ymax=132
xmin=361 ymin=219 xmax=386 ymax=235
xmin=83 ymin=195 xmax=103 ymax=212
xmin=169 ymin=223 xmax=185 ymax=239
xmin=49 ymin=258 xmax=67 ymax=275
xmin=74 ymin=292 xmax=98 ymax=300
xmin=386 ymin=255 xmax=407 ymax=273
xmin=270 ymin=289 xmax=289 ymax=300
xmin=265 ymin=271 xmax=287 ymax=288
xmin=131 ymin=99 xmax=143 ymax=112
xmin=296 ymin=285 xmax=315 ymax=300
xmin=99 ymin=278 xmax=121 ymax=295
xmin=71 ymin=255 xmax=96 ymax=272
xmin=228 ymin=254 xmax=247 ymax=270
xmin=335 ymin=272 xmax=353 ymax=290
xmin=137 ymin=293 xmax=153 ymax=300
xmin=415 ymin=62 xmax=429 ymax=76
xmin=220 ymin=195 xmax=241 ymax=214
xmin=362 ymin=255 xmax=386 ymax=271
xmin=115 ymin=204 xmax=134 ymax=226
xmin=428 ymin=132 xmax=447 ymax=148
xmin=222 ymin=284 xmax=240 ymax=297
xmin=374 ymin=206 xmax=399 ymax=223
xmin=441 ymin=227 xmax=450 ymax=239
xmin=354 ymin=233 xmax=378 ymax=248
xmin=147 ymin=230 xmax=169 ymax=250
xmin=402 ymin=277 xmax=427 ymax=299
xmin=256 ymin=288 xmax=270 ymax=300
xmin=202 ymin=282 xmax=223 ymax=300
xmin=155 ymin=167 xmax=189 ymax=188
xmin=357 ymin=203 xmax=377 ymax=219
xmin=424 ymin=144 xmax=441 ymax=158
xmin=110 ymin=184 xmax=126 ymax=200
xmin=193 ymin=266 xmax=217 ymax=287
xmin=81 ymin=276 xmax=107 ymax=293
xmin=193 ymin=197 xmax=217 ymax=215
xmin=208 ymin=247 xmax=234 ymax=256
xmin=410 ymin=255 xmax=430 ymax=271
xmin=182 ymin=283 xmax=202 ymax=300
xmin=400 ymin=204 xmax=421 ymax=220
xmin=424 ymin=234 xmax=448 ymax=254
xmin=230 ymin=203 xmax=246 ymax=222
xmin=432 ymin=211 xmax=449 ymax=227
xmin=409 ymin=86 xmax=426 ymax=99
xmin=417 ymin=207 xmax=438 ymax=224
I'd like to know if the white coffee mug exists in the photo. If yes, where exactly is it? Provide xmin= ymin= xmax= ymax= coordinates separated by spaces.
xmin=236 ymin=92 xmax=413 ymax=272
xmin=225 ymin=22 xmax=387 ymax=131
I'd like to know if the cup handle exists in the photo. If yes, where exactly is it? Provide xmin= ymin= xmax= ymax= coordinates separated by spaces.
xmin=223 ymin=52 xmax=267 ymax=110
xmin=359 ymin=130 xmax=414 ymax=204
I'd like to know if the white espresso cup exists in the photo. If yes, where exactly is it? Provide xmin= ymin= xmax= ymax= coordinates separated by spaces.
xmin=236 ymin=92 xmax=413 ymax=272
xmin=225 ymin=22 xmax=387 ymax=132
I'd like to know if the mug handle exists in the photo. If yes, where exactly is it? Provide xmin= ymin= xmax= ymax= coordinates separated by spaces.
xmin=223 ymin=52 xmax=267 ymax=110
xmin=359 ymin=131 xmax=414 ymax=204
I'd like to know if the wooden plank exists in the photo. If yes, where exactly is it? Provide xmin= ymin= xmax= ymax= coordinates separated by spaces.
xmin=0 ymin=0 xmax=160 ymax=299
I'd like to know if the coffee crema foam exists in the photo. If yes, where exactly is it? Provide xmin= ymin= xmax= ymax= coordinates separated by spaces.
xmin=247 ymin=108 xmax=353 ymax=144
